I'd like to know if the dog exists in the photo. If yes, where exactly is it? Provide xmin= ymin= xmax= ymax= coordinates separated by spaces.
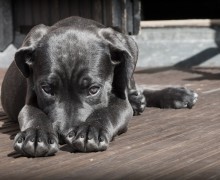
xmin=1 ymin=16 xmax=198 ymax=157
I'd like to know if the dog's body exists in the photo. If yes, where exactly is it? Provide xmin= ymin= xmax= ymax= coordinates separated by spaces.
xmin=1 ymin=17 xmax=198 ymax=157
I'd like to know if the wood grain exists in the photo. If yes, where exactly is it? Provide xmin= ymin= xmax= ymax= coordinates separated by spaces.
xmin=0 ymin=67 xmax=220 ymax=179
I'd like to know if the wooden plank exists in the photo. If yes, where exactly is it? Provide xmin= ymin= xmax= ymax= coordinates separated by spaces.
xmin=111 ymin=0 xmax=122 ymax=30
xmin=104 ymin=0 xmax=113 ymax=27
xmin=40 ymin=0 xmax=50 ymax=25
xmin=91 ymin=0 xmax=103 ymax=23
xmin=79 ymin=0 xmax=92 ymax=19
xmin=0 ymin=0 xmax=13 ymax=51
xmin=23 ymin=0 xmax=32 ymax=26
xmin=59 ymin=0 xmax=70 ymax=20
xmin=126 ymin=0 xmax=133 ymax=35
xmin=49 ymin=0 xmax=60 ymax=25
xmin=32 ymin=0 xmax=41 ymax=25
xmin=133 ymin=0 xmax=141 ymax=34
xmin=13 ymin=0 xmax=24 ymax=32
xmin=121 ymin=0 xmax=127 ymax=34
xmin=12 ymin=0 xmax=19 ymax=32
xmin=69 ymin=0 xmax=80 ymax=16
xmin=19 ymin=0 xmax=33 ymax=34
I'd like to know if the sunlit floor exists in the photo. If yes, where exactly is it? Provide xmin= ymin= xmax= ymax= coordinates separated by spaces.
xmin=0 ymin=67 xmax=220 ymax=179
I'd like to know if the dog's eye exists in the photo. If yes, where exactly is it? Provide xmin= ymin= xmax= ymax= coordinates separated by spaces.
xmin=41 ymin=85 xmax=54 ymax=96
xmin=88 ymin=86 xmax=100 ymax=96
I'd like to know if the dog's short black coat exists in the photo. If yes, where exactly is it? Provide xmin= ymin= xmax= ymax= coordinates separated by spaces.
xmin=1 ymin=17 xmax=198 ymax=157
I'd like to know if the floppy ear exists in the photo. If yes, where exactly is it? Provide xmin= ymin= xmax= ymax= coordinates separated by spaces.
xmin=15 ymin=24 xmax=49 ymax=78
xmin=99 ymin=28 xmax=138 ymax=99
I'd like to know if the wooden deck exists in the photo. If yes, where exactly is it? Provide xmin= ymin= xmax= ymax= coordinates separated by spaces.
xmin=0 ymin=67 xmax=220 ymax=179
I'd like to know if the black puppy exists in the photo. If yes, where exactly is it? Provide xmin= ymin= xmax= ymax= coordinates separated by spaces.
xmin=1 ymin=17 xmax=198 ymax=157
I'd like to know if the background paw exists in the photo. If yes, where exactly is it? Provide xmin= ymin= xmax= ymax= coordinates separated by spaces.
xmin=128 ymin=89 xmax=146 ymax=115
xmin=159 ymin=87 xmax=198 ymax=109
xmin=65 ymin=123 xmax=111 ymax=152
xmin=14 ymin=128 xmax=59 ymax=157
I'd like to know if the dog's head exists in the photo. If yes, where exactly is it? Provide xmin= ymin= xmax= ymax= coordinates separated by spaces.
xmin=14 ymin=17 xmax=138 ymax=131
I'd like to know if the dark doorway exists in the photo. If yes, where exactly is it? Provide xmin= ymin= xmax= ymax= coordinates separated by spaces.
xmin=141 ymin=1 xmax=220 ymax=20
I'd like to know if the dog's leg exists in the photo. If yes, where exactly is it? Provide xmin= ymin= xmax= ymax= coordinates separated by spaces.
xmin=128 ymin=76 xmax=146 ymax=115
xmin=64 ymin=96 xmax=133 ymax=152
xmin=128 ymin=74 xmax=198 ymax=111
xmin=143 ymin=87 xmax=198 ymax=109
xmin=13 ymin=105 xmax=59 ymax=157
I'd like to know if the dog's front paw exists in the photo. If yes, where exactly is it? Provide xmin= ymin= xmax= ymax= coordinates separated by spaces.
xmin=14 ymin=128 xmax=59 ymax=157
xmin=65 ymin=122 xmax=111 ymax=152
xmin=159 ymin=87 xmax=198 ymax=109
xmin=128 ymin=89 xmax=146 ymax=115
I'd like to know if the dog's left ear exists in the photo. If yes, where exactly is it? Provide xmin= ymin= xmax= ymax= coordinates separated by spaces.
xmin=99 ymin=28 xmax=138 ymax=99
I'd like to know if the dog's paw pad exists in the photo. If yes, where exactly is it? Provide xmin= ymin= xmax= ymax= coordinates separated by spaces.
xmin=188 ymin=91 xmax=198 ymax=108
xmin=14 ymin=128 xmax=59 ymax=157
xmin=65 ymin=124 xmax=110 ymax=152
xmin=128 ymin=89 xmax=146 ymax=115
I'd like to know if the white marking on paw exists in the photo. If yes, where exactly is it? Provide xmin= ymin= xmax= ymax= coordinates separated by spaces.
xmin=67 ymin=136 xmax=73 ymax=141
xmin=100 ymin=141 xmax=107 ymax=147
xmin=87 ymin=139 xmax=96 ymax=145
xmin=193 ymin=93 xmax=198 ymax=98
xmin=183 ymin=104 xmax=188 ymax=108
xmin=193 ymin=93 xmax=198 ymax=104
xmin=37 ymin=142 xmax=45 ymax=147
xmin=26 ymin=141 xmax=35 ymax=152
xmin=16 ymin=142 xmax=23 ymax=149
xmin=50 ymin=143 xmax=58 ymax=149
xmin=79 ymin=137 xmax=85 ymax=142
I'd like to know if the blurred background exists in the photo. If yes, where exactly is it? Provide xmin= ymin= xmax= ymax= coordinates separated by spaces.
xmin=0 ymin=0 xmax=220 ymax=68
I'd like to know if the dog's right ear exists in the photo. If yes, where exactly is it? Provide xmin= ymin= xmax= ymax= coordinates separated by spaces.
xmin=15 ymin=24 xmax=49 ymax=78
xmin=99 ymin=28 xmax=138 ymax=99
